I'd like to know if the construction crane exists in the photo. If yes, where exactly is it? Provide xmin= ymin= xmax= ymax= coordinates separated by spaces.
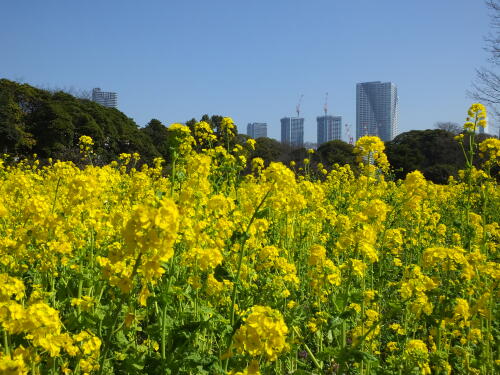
xmin=345 ymin=123 xmax=354 ymax=144
xmin=296 ymin=94 xmax=304 ymax=118
xmin=323 ymin=92 xmax=328 ymax=117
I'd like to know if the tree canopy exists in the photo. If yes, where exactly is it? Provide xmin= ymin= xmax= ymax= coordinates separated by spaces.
xmin=385 ymin=129 xmax=466 ymax=183
xmin=314 ymin=140 xmax=356 ymax=167
xmin=0 ymin=79 xmax=159 ymax=162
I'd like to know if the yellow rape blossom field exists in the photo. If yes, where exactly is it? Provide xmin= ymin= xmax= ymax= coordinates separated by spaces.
xmin=0 ymin=105 xmax=499 ymax=375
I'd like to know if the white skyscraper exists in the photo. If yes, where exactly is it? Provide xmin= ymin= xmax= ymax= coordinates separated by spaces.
xmin=356 ymin=81 xmax=398 ymax=141
xmin=92 ymin=88 xmax=118 ymax=108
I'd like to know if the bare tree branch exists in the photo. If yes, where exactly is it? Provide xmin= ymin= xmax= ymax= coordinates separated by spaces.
xmin=485 ymin=0 xmax=500 ymax=64
xmin=34 ymin=84 xmax=92 ymax=100
xmin=435 ymin=122 xmax=462 ymax=135
xmin=469 ymin=1 xmax=500 ymax=131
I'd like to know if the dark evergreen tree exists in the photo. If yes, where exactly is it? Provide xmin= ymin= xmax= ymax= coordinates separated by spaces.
xmin=314 ymin=140 xmax=356 ymax=167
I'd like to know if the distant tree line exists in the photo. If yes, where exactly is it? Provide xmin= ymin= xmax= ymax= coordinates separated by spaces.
xmin=0 ymin=79 xmax=159 ymax=162
xmin=0 ymin=79 xmax=497 ymax=183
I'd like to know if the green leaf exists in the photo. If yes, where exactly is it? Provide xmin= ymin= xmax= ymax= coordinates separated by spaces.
xmin=115 ymin=330 xmax=129 ymax=347
xmin=254 ymin=206 xmax=270 ymax=219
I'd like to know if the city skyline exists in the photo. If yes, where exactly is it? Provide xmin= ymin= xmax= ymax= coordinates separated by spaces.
xmin=16 ymin=79 xmax=495 ymax=145
xmin=0 ymin=1 xmax=493 ymax=142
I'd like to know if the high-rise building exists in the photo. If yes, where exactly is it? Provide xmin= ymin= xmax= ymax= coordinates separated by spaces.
xmin=281 ymin=117 xmax=304 ymax=147
xmin=247 ymin=122 xmax=268 ymax=139
xmin=92 ymin=88 xmax=118 ymax=108
xmin=317 ymin=115 xmax=342 ymax=145
xmin=356 ymin=81 xmax=398 ymax=141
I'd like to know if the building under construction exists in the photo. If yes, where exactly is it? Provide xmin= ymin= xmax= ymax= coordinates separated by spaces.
xmin=281 ymin=117 xmax=304 ymax=147
xmin=317 ymin=115 xmax=342 ymax=145
xmin=281 ymin=95 xmax=305 ymax=147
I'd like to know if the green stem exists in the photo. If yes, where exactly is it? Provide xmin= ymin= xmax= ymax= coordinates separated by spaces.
xmin=50 ymin=177 xmax=62 ymax=213
xmin=77 ymin=278 xmax=83 ymax=323
xmin=160 ymin=258 xmax=175 ymax=370
xmin=303 ymin=342 xmax=322 ymax=371
xmin=98 ymin=252 xmax=143 ymax=375
xmin=224 ymin=188 xmax=272 ymax=371
xmin=3 ymin=330 xmax=10 ymax=356
xmin=229 ymin=187 xmax=272 ymax=327
xmin=170 ymin=151 xmax=177 ymax=198
xmin=293 ymin=327 xmax=322 ymax=371
xmin=161 ymin=304 xmax=168 ymax=360
xmin=464 ymin=125 xmax=476 ymax=252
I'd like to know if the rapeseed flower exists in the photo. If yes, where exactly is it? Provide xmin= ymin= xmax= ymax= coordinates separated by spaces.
xmin=233 ymin=305 xmax=289 ymax=361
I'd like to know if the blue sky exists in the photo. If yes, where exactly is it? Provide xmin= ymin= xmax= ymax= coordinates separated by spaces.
xmin=0 ymin=0 xmax=492 ymax=142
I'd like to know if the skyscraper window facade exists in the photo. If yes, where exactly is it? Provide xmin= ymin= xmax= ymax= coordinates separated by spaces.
xmin=281 ymin=117 xmax=304 ymax=147
xmin=356 ymin=81 xmax=398 ymax=142
xmin=317 ymin=115 xmax=342 ymax=145
xmin=247 ymin=122 xmax=268 ymax=139
xmin=92 ymin=88 xmax=118 ymax=108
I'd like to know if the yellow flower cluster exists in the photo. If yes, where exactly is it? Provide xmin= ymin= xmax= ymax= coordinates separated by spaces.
xmin=220 ymin=117 xmax=237 ymax=138
xmin=79 ymin=135 xmax=94 ymax=156
xmin=464 ymin=103 xmax=487 ymax=131
xmin=193 ymin=121 xmax=217 ymax=143
xmin=422 ymin=246 xmax=474 ymax=279
xmin=0 ymin=352 xmax=28 ymax=375
xmin=400 ymin=266 xmax=437 ymax=316
xmin=0 ymin=274 xmax=25 ymax=301
xmin=233 ymin=305 xmax=289 ymax=361
xmin=0 ymin=275 xmax=101 ymax=372
xmin=97 ymin=198 xmax=179 ymax=298
xmin=168 ymin=123 xmax=196 ymax=155
xmin=308 ymin=245 xmax=341 ymax=299
xmin=0 ymin=115 xmax=497 ymax=374
xmin=479 ymin=137 xmax=500 ymax=167
xmin=354 ymin=135 xmax=390 ymax=173
xmin=228 ymin=359 xmax=261 ymax=375
xmin=351 ymin=308 xmax=380 ymax=348
xmin=404 ymin=339 xmax=431 ymax=375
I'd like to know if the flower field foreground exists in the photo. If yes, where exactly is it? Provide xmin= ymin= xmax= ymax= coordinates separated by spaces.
xmin=0 ymin=106 xmax=499 ymax=374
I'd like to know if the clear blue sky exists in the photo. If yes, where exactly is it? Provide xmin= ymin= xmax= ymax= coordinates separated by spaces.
xmin=0 ymin=0 xmax=492 ymax=142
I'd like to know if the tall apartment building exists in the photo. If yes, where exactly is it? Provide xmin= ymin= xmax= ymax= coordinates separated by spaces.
xmin=247 ymin=122 xmax=268 ymax=139
xmin=281 ymin=117 xmax=304 ymax=147
xmin=92 ymin=88 xmax=118 ymax=108
xmin=356 ymin=81 xmax=398 ymax=141
xmin=317 ymin=115 xmax=342 ymax=145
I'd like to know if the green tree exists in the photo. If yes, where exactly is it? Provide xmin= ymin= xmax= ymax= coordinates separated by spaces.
xmin=0 ymin=79 xmax=160 ymax=163
xmin=386 ymin=129 xmax=465 ymax=183
xmin=314 ymin=140 xmax=356 ymax=167
xmin=0 ymin=90 xmax=35 ymax=153
xmin=28 ymin=102 xmax=75 ymax=156
xmin=251 ymin=137 xmax=287 ymax=165
xmin=141 ymin=119 xmax=170 ymax=159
